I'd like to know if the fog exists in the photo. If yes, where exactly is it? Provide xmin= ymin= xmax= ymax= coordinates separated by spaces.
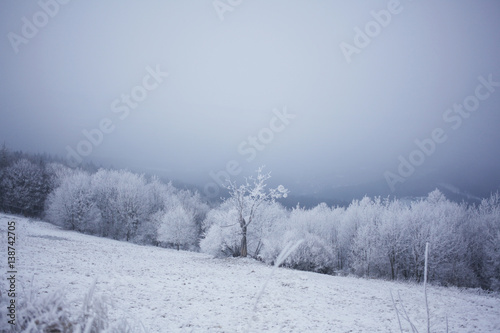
xmin=1 ymin=0 xmax=500 ymax=199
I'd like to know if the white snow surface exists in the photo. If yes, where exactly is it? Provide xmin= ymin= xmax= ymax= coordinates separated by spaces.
xmin=1 ymin=213 xmax=499 ymax=332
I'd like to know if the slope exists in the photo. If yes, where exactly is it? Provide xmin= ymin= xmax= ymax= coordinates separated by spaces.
xmin=1 ymin=213 xmax=499 ymax=332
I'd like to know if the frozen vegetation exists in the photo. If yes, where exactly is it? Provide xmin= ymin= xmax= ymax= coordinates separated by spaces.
xmin=1 ymin=147 xmax=500 ymax=331
xmin=0 ymin=147 xmax=499 ymax=290
xmin=1 ymin=213 xmax=499 ymax=332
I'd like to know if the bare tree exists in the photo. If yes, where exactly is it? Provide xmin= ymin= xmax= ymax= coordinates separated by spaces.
xmin=225 ymin=167 xmax=288 ymax=257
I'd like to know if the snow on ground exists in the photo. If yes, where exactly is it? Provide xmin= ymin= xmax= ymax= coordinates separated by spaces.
xmin=1 ymin=213 xmax=499 ymax=332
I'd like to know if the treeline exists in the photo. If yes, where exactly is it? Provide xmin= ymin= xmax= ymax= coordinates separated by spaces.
xmin=0 ymin=145 xmax=209 ymax=249
xmin=0 ymin=145 xmax=499 ymax=290
xmin=201 ymin=191 xmax=500 ymax=291
xmin=0 ymin=144 xmax=98 ymax=217
xmin=201 ymin=190 xmax=500 ymax=290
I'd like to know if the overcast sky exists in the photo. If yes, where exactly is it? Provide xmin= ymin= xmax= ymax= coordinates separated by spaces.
xmin=1 ymin=1 xmax=499 ymax=197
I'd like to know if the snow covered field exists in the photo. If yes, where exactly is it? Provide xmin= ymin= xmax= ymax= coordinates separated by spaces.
xmin=1 ymin=213 xmax=499 ymax=332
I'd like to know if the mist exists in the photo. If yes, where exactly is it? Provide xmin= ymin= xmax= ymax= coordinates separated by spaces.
xmin=1 ymin=0 xmax=500 ymax=201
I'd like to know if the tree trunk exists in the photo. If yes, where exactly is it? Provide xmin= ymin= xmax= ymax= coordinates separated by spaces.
xmin=390 ymin=256 xmax=395 ymax=280
xmin=241 ymin=225 xmax=248 ymax=257
xmin=389 ymin=250 xmax=396 ymax=280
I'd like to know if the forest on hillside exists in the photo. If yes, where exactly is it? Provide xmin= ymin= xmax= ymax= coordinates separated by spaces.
xmin=0 ymin=145 xmax=499 ymax=291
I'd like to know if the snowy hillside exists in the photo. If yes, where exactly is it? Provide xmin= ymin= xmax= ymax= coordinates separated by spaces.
xmin=1 ymin=213 xmax=499 ymax=332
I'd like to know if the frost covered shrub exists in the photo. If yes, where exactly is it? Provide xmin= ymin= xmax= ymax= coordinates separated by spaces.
xmin=200 ymin=221 xmax=241 ymax=257
xmin=0 ymin=282 xmax=141 ymax=333
xmin=268 ymin=230 xmax=334 ymax=273
xmin=200 ymin=205 xmax=241 ymax=257
xmin=260 ymin=204 xmax=336 ymax=273
xmin=0 ymin=288 xmax=73 ymax=332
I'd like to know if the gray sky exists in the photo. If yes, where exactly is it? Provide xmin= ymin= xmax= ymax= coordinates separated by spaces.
xmin=1 ymin=1 xmax=500 ymax=198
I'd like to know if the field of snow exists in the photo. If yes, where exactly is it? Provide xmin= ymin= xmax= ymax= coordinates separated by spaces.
xmin=1 ymin=213 xmax=499 ymax=332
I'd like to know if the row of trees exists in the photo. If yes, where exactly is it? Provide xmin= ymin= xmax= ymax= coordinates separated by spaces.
xmin=1 ymin=145 xmax=498 ymax=290
xmin=0 ymin=144 xmax=99 ymax=217
xmin=0 ymin=148 xmax=54 ymax=217
xmin=201 ymin=171 xmax=500 ymax=291
xmin=45 ymin=168 xmax=209 ymax=248
xmin=0 ymin=145 xmax=209 ymax=249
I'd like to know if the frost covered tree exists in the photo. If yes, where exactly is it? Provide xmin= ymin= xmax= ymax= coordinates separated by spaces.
xmin=1 ymin=158 xmax=48 ymax=216
xmin=89 ymin=169 xmax=150 ymax=240
xmin=249 ymin=201 xmax=288 ymax=258
xmin=378 ymin=200 xmax=410 ymax=280
xmin=404 ymin=199 xmax=432 ymax=282
xmin=176 ymin=188 xmax=210 ymax=243
xmin=349 ymin=197 xmax=385 ymax=277
xmin=201 ymin=200 xmax=288 ymax=257
xmin=45 ymin=171 xmax=100 ymax=232
xmin=424 ymin=191 xmax=473 ymax=286
xmin=90 ymin=169 xmax=121 ymax=238
xmin=0 ymin=143 xmax=9 ymax=210
xmin=473 ymin=192 xmax=500 ymax=290
xmin=224 ymin=167 xmax=289 ymax=257
xmin=200 ymin=201 xmax=246 ymax=257
xmin=0 ymin=143 xmax=9 ymax=170
xmin=139 ymin=177 xmax=177 ymax=244
xmin=338 ymin=197 xmax=372 ymax=272
xmin=145 ymin=176 xmax=177 ymax=215
xmin=157 ymin=206 xmax=197 ymax=250
xmin=113 ymin=171 xmax=149 ymax=241
xmin=44 ymin=162 xmax=73 ymax=194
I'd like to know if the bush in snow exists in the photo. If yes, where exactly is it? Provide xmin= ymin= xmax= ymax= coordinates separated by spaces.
xmin=200 ymin=203 xmax=242 ymax=257
xmin=260 ymin=205 xmax=334 ymax=273
xmin=271 ymin=229 xmax=333 ymax=273
xmin=0 ymin=288 xmax=73 ymax=332
xmin=157 ymin=206 xmax=198 ymax=250
xmin=0 ymin=281 xmax=142 ymax=333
